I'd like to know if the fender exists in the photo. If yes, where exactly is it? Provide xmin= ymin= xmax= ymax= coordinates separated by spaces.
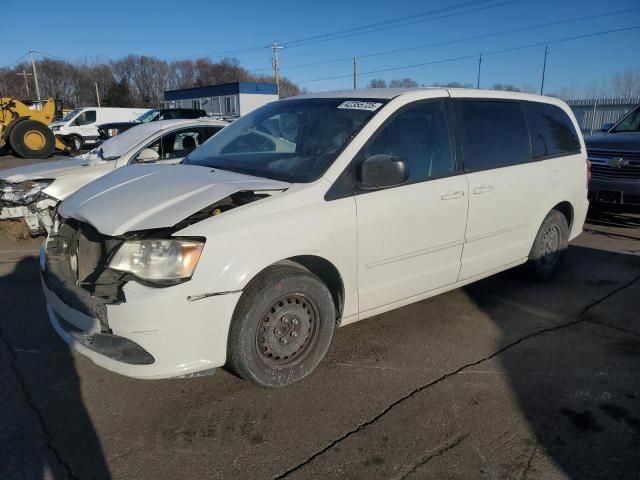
xmin=178 ymin=191 xmax=359 ymax=320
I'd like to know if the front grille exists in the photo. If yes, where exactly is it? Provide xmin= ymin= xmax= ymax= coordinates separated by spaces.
xmin=587 ymin=149 xmax=640 ymax=162
xmin=590 ymin=164 xmax=640 ymax=179
xmin=44 ymin=218 xmax=126 ymax=328
xmin=588 ymin=149 xmax=640 ymax=179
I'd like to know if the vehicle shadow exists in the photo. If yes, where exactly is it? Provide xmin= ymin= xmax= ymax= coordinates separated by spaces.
xmin=0 ymin=256 xmax=111 ymax=480
xmin=463 ymin=244 xmax=640 ymax=479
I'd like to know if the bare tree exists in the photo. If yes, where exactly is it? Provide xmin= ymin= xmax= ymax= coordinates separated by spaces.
xmin=611 ymin=68 xmax=640 ymax=98
xmin=367 ymin=79 xmax=387 ymax=88
xmin=389 ymin=78 xmax=418 ymax=88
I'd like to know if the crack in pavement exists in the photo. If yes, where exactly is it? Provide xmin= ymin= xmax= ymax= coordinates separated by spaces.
xmin=0 ymin=312 xmax=78 ymax=480
xmin=397 ymin=432 xmax=470 ymax=480
xmin=585 ymin=319 xmax=640 ymax=339
xmin=273 ymin=273 xmax=640 ymax=479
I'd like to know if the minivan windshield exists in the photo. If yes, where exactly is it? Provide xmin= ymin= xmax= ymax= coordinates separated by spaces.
xmin=183 ymin=98 xmax=386 ymax=183
xmin=611 ymin=106 xmax=640 ymax=133
xmin=61 ymin=108 xmax=82 ymax=122
xmin=137 ymin=109 xmax=160 ymax=123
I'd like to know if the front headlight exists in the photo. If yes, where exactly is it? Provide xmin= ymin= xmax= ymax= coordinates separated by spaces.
xmin=0 ymin=180 xmax=53 ymax=205
xmin=50 ymin=125 xmax=60 ymax=132
xmin=109 ymin=238 xmax=205 ymax=282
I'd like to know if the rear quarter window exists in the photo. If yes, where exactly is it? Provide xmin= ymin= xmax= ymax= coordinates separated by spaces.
xmin=458 ymin=100 xmax=531 ymax=172
xmin=524 ymin=102 xmax=581 ymax=158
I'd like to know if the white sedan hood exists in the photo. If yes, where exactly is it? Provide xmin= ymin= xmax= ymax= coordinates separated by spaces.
xmin=59 ymin=164 xmax=290 ymax=236
xmin=0 ymin=157 xmax=108 ymax=183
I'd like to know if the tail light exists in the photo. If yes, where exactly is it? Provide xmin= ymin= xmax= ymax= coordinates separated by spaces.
xmin=586 ymin=159 xmax=591 ymax=188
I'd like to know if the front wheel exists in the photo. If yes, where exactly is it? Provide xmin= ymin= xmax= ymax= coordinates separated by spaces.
xmin=227 ymin=264 xmax=336 ymax=387
xmin=8 ymin=120 xmax=55 ymax=159
xmin=526 ymin=210 xmax=569 ymax=280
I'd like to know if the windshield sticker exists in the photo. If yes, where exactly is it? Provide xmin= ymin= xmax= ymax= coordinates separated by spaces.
xmin=337 ymin=101 xmax=383 ymax=111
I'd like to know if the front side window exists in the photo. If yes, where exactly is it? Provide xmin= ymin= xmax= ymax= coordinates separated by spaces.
xmin=183 ymin=98 xmax=385 ymax=183
xmin=525 ymin=102 xmax=580 ymax=158
xmin=459 ymin=100 xmax=530 ymax=171
xmin=62 ymin=108 xmax=81 ymax=122
xmin=133 ymin=126 xmax=223 ymax=162
xmin=611 ymin=106 xmax=640 ymax=133
xmin=74 ymin=110 xmax=97 ymax=126
xmin=359 ymin=101 xmax=454 ymax=184
xmin=138 ymin=110 xmax=160 ymax=123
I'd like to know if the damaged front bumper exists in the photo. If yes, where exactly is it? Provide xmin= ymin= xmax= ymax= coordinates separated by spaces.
xmin=42 ymin=274 xmax=241 ymax=379
xmin=40 ymin=241 xmax=241 ymax=380
xmin=0 ymin=197 xmax=57 ymax=234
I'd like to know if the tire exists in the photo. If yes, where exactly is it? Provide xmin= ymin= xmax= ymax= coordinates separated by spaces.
xmin=227 ymin=264 xmax=336 ymax=387
xmin=526 ymin=210 xmax=569 ymax=281
xmin=69 ymin=135 xmax=83 ymax=151
xmin=8 ymin=120 xmax=55 ymax=159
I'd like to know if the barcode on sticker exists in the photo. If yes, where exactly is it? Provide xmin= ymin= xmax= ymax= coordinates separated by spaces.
xmin=337 ymin=101 xmax=383 ymax=111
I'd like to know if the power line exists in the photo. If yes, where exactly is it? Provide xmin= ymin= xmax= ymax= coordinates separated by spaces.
xmin=297 ymin=25 xmax=640 ymax=84
xmin=170 ymin=0 xmax=517 ymax=60
xmin=249 ymin=7 xmax=640 ymax=73
xmin=285 ymin=0 xmax=521 ymax=49
xmin=2 ymin=52 xmax=30 ymax=69
xmin=283 ymin=0 xmax=494 ymax=47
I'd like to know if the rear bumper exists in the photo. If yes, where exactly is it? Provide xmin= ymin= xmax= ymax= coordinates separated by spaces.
xmin=41 ymin=250 xmax=242 ymax=379
xmin=589 ymin=177 xmax=640 ymax=205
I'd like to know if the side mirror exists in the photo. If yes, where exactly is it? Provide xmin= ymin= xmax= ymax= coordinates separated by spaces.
xmin=136 ymin=148 xmax=160 ymax=163
xmin=358 ymin=154 xmax=409 ymax=190
xmin=601 ymin=123 xmax=613 ymax=132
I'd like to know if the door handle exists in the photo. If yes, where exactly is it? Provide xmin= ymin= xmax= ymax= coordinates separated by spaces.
xmin=473 ymin=185 xmax=495 ymax=195
xmin=441 ymin=191 xmax=465 ymax=200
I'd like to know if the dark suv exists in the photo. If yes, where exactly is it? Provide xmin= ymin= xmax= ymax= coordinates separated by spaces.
xmin=586 ymin=105 xmax=640 ymax=206
xmin=97 ymin=108 xmax=208 ymax=140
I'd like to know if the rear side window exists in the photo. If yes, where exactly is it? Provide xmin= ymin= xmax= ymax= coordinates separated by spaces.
xmin=459 ymin=101 xmax=530 ymax=171
xmin=524 ymin=102 xmax=581 ymax=158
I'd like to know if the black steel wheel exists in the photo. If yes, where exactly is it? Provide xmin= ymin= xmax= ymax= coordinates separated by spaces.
xmin=526 ymin=210 xmax=569 ymax=280
xmin=227 ymin=264 xmax=336 ymax=387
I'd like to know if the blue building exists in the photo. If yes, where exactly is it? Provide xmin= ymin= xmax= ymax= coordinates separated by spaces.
xmin=164 ymin=82 xmax=278 ymax=117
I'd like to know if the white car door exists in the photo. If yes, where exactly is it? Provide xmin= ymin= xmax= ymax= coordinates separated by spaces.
xmin=354 ymin=100 xmax=468 ymax=313
xmin=454 ymin=98 xmax=549 ymax=280
xmin=75 ymin=110 xmax=98 ymax=139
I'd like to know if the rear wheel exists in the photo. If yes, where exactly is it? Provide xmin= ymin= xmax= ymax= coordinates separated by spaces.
xmin=526 ymin=210 xmax=569 ymax=280
xmin=8 ymin=120 xmax=55 ymax=159
xmin=227 ymin=264 xmax=336 ymax=387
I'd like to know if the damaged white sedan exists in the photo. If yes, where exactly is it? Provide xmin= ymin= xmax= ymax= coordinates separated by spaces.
xmin=1 ymin=119 xmax=227 ymax=235
xmin=41 ymin=89 xmax=588 ymax=386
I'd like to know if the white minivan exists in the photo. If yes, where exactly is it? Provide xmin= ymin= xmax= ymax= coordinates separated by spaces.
xmin=41 ymin=88 xmax=589 ymax=386
xmin=49 ymin=107 xmax=149 ymax=149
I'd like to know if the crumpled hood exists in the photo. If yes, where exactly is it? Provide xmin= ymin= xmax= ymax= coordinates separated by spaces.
xmin=586 ymin=132 xmax=640 ymax=152
xmin=59 ymin=164 xmax=290 ymax=236
xmin=0 ymin=157 xmax=110 ymax=184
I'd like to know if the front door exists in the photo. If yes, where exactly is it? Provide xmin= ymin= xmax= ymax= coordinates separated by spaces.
xmin=355 ymin=100 xmax=468 ymax=313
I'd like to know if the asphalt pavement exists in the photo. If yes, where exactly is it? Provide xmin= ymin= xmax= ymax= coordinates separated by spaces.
xmin=1 ymin=153 xmax=639 ymax=479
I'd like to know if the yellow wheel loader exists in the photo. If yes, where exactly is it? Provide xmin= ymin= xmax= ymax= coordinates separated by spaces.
xmin=0 ymin=97 xmax=73 ymax=159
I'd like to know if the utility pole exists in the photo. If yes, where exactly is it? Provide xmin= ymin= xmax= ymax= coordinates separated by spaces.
xmin=540 ymin=45 xmax=548 ymax=95
xmin=17 ymin=70 xmax=32 ymax=98
xmin=269 ymin=42 xmax=285 ymax=97
xmin=476 ymin=53 xmax=482 ymax=89
xmin=95 ymin=82 xmax=101 ymax=107
xmin=353 ymin=58 xmax=357 ymax=89
xmin=30 ymin=50 xmax=41 ymax=102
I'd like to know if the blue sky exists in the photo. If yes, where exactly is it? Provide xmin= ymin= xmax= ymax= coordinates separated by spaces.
xmin=3 ymin=0 xmax=639 ymax=95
